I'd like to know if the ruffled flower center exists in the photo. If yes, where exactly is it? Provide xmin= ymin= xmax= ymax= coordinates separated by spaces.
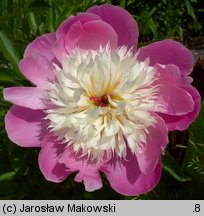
xmin=89 ymin=95 xmax=109 ymax=107
xmin=46 ymin=45 xmax=163 ymax=160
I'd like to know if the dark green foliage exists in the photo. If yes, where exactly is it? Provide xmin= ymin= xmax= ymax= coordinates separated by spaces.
xmin=0 ymin=0 xmax=204 ymax=199
xmin=124 ymin=0 xmax=204 ymax=46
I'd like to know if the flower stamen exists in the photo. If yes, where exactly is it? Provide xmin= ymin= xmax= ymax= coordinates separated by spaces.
xmin=89 ymin=95 xmax=109 ymax=107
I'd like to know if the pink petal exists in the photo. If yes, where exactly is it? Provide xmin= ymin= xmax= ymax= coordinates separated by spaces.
xmin=24 ymin=33 xmax=56 ymax=62
xmin=103 ymin=151 xmax=162 ymax=196
xmin=138 ymin=39 xmax=193 ymax=76
xmin=5 ymin=105 xmax=46 ymax=147
xmin=39 ymin=135 xmax=70 ymax=183
xmin=65 ymin=20 xmax=118 ymax=52
xmin=52 ymin=38 xmax=68 ymax=63
xmin=19 ymin=55 xmax=54 ymax=89
xmin=87 ymin=4 xmax=139 ymax=49
xmin=156 ymin=64 xmax=195 ymax=115
xmin=56 ymin=13 xmax=101 ymax=39
xmin=158 ymin=85 xmax=201 ymax=131
xmin=3 ymin=87 xmax=46 ymax=110
xmin=59 ymin=148 xmax=107 ymax=192
xmin=53 ymin=13 xmax=101 ymax=61
xmin=75 ymin=172 xmax=103 ymax=192
xmin=137 ymin=114 xmax=168 ymax=175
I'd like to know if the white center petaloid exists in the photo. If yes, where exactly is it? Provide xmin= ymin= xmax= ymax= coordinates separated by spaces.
xmin=46 ymin=45 xmax=162 ymax=160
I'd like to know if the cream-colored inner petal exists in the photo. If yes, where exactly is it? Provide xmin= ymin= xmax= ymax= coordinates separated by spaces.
xmin=46 ymin=45 xmax=163 ymax=160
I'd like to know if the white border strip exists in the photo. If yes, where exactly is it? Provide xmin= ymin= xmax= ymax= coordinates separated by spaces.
xmin=0 ymin=200 xmax=203 ymax=216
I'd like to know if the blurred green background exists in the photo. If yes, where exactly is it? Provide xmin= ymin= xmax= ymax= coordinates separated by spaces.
xmin=0 ymin=0 xmax=204 ymax=199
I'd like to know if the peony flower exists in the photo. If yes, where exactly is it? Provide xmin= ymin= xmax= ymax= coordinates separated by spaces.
xmin=4 ymin=4 xmax=200 ymax=196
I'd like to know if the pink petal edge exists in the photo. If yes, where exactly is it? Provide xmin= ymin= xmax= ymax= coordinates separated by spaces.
xmin=65 ymin=20 xmax=118 ymax=52
xmin=39 ymin=134 xmax=71 ymax=183
xmin=155 ymin=64 xmax=195 ymax=116
xmin=24 ymin=33 xmax=56 ymax=62
xmin=5 ymin=105 xmax=46 ymax=147
xmin=87 ymin=3 xmax=139 ymax=49
xmin=138 ymin=39 xmax=193 ymax=76
xmin=103 ymin=151 xmax=162 ymax=196
xmin=59 ymin=148 xmax=107 ymax=192
xmin=158 ymin=85 xmax=201 ymax=131
xmin=137 ymin=114 xmax=168 ymax=175
xmin=19 ymin=55 xmax=54 ymax=89
xmin=3 ymin=87 xmax=46 ymax=110
xmin=53 ymin=13 xmax=102 ymax=61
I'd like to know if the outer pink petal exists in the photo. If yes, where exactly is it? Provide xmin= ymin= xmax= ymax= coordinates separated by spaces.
xmin=39 ymin=135 xmax=70 ymax=183
xmin=52 ymin=38 xmax=68 ymax=63
xmin=19 ymin=55 xmax=54 ymax=89
xmin=56 ymin=13 xmax=101 ymax=39
xmin=137 ymin=114 xmax=168 ymax=175
xmin=103 ymin=151 xmax=162 ymax=196
xmin=65 ymin=20 xmax=118 ymax=52
xmin=75 ymin=172 xmax=103 ymax=192
xmin=59 ymin=148 xmax=107 ymax=192
xmin=53 ymin=13 xmax=101 ymax=61
xmin=87 ymin=4 xmax=139 ymax=49
xmin=5 ymin=105 xmax=46 ymax=147
xmin=156 ymin=64 xmax=195 ymax=115
xmin=24 ymin=33 xmax=56 ymax=62
xmin=138 ymin=39 xmax=193 ymax=76
xmin=3 ymin=87 xmax=46 ymax=110
xmin=158 ymin=85 xmax=201 ymax=131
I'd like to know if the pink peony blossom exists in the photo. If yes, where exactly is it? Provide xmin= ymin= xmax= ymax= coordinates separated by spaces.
xmin=4 ymin=4 xmax=201 ymax=196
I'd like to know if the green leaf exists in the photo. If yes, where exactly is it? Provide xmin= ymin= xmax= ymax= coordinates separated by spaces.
xmin=162 ymin=152 xmax=191 ymax=182
xmin=0 ymin=14 xmax=20 ymax=21
xmin=0 ymin=67 xmax=24 ymax=82
xmin=120 ymin=0 xmax=125 ymax=8
xmin=25 ymin=11 xmax=39 ymax=34
xmin=184 ymin=0 xmax=197 ymax=22
xmin=0 ymin=171 xmax=16 ymax=181
xmin=1 ymin=0 xmax=10 ymax=16
xmin=182 ymin=100 xmax=204 ymax=181
xmin=0 ymin=30 xmax=22 ymax=72
xmin=8 ymin=148 xmax=30 ymax=174
xmin=0 ymin=181 xmax=18 ymax=195
xmin=46 ymin=7 xmax=56 ymax=32
xmin=188 ymin=100 xmax=204 ymax=143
